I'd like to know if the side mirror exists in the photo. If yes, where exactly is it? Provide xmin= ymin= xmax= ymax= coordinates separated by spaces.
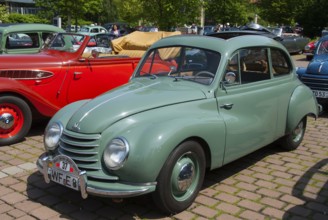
xmin=224 ymin=72 xmax=236 ymax=84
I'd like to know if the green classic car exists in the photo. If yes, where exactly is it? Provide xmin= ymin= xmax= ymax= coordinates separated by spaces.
xmin=0 ymin=23 xmax=64 ymax=54
xmin=37 ymin=34 xmax=318 ymax=214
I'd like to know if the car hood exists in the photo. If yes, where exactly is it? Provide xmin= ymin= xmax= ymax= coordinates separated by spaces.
xmin=66 ymin=79 xmax=207 ymax=133
xmin=306 ymin=57 xmax=328 ymax=75
xmin=0 ymin=52 xmax=63 ymax=69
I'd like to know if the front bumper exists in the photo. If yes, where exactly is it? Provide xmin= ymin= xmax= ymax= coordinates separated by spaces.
xmin=36 ymin=153 xmax=156 ymax=199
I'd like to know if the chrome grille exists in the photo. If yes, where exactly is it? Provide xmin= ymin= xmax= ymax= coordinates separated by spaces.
xmin=58 ymin=130 xmax=101 ymax=171
xmin=300 ymin=76 xmax=328 ymax=91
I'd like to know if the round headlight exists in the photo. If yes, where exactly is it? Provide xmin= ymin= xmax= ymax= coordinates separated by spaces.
xmin=103 ymin=137 xmax=129 ymax=170
xmin=44 ymin=122 xmax=63 ymax=151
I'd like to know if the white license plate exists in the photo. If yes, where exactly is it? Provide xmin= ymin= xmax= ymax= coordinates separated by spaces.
xmin=48 ymin=155 xmax=80 ymax=191
xmin=313 ymin=90 xmax=328 ymax=98
xmin=50 ymin=169 xmax=79 ymax=190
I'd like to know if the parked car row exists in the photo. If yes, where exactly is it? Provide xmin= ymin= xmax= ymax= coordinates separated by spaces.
xmin=0 ymin=30 xmax=181 ymax=146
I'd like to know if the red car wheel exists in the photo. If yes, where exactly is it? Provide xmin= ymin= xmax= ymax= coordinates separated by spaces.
xmin=0 ymin=96 xmax=32 ymax=146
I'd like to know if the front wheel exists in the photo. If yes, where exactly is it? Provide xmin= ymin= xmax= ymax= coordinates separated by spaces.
xmin=0 ymin=96 xmax=32 ymax=146
xmin=279 ymin=117 xmax=306 ymax=150
xmin=153 ymin=140 xmax=206 ymax=214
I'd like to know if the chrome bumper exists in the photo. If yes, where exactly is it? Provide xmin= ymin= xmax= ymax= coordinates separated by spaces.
xmin=36 ymin=153 xmax=156 ymax=199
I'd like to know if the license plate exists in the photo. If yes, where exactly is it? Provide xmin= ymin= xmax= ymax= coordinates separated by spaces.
xmin=50 ymin=169 xmax=79 ymax=190
xmin=313 ymin=90 xmax=328 ymax=98
xmin=48 ymin=155 xmax=80 ymax=191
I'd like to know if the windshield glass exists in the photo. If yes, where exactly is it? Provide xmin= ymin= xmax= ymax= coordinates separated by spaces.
xmin=317 ymin=39 xmax=328 ymax=55
xmin=135 ymin=46 xmax=221 ymax=85
xmin=43 ymin=33 xmax=85 ymax=52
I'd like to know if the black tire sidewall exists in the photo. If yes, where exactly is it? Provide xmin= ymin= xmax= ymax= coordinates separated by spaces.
xmin=153 ymin=140 xmax=206 ymax=214
xmin=0 ymin=96 xmax=32 ymax=145
xmin=281 ymin=117 xmax=306 ymax=151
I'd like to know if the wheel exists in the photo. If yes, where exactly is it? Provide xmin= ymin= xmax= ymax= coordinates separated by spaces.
xmin=195 ymin=71 xmax=215 ymax=78
xmin=279 ymin=117 xmax=306 ymax=150
xmin=153 ymin=140 xmax=206 ymax=214
xmin=0 ymin=96 xmax=32 ymax=146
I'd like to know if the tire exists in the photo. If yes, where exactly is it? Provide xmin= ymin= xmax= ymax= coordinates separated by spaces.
xmin=0 ymin=96 xmax=32 ymax=146
xmin=153 ymin=140 xmax=206 ymax=214
xmin=279 ymin=117 xmax=306 ymax=151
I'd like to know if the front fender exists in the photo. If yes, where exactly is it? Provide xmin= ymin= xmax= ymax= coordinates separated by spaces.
xmin=0 ymin=77 xmax=59 ymax=116
xmin=287 ymin=84 xmax=318 ymax=133
xmin=101 ymin=100 xmax=226 ymax=183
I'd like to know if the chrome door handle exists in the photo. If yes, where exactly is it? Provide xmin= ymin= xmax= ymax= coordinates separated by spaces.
xmin=220 ymin=104 xmax=234 ymax=110
xmin=74 ymin=72 xmax=83 ymax=75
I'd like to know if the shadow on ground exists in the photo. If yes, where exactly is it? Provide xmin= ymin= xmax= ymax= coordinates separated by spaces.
xmin=283 ymin=158 xmax=328 ymax=219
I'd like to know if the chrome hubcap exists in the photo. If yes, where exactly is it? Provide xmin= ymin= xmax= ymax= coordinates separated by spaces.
xmin=177 ymin=163 xmax=194 ymax=191
xmin=0 ymin=113 xmax=14 ymax=130
xmin=293 ymin=121 xmax=304 ymax=142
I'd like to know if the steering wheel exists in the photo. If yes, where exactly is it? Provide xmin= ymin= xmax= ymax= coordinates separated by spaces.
xmin=195 ymin=71 xmax=215 ymax=78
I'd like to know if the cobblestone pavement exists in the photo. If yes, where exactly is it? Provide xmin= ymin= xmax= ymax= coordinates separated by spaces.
xmin=0 ymin=55 xmax=327 ymax=220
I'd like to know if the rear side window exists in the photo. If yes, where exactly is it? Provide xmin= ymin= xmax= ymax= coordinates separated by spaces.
xmin=6 ymin=33 xmax=39 ymax=49
xmin=271 ymin=48 xmax=291 ymax=76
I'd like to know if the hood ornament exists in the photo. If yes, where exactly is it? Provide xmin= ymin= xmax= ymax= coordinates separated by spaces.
xmin=72 ymin=122 xmax=80 ymax=132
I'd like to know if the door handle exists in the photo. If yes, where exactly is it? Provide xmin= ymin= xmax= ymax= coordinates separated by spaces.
xmin=74 ymin=72 xmax=83 ymax=79
xmin=220 ymin=103 xmax=234 ymax=110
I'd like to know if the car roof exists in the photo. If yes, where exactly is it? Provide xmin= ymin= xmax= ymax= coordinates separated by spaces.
xmin=151 ymin=34 xmax=287 ymax=55
xmin=0 ymin=23 xmax=64 ymax=34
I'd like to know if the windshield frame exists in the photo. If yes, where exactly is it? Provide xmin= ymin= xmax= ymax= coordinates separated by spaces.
xmin=134 ymin=45 xmax=221 ymax=85
xmin=43 ymin=33 xmax=86 ymax=53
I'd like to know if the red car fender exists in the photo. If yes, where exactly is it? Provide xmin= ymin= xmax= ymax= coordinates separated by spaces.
xmin=0 ymin=77 xmax=59 ymax=117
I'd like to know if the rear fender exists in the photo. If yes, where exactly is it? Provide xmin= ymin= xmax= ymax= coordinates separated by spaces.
xmin=287 ymin=85 xmax=318 ymax=133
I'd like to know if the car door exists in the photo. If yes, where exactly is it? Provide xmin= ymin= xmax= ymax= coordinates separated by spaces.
xmin=66 ymin=42 xmax=140 ymax=103
xmin=216 ymin=47 xmax=280 ymax=164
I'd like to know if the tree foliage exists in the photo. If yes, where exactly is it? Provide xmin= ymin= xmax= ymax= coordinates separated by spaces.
xmin=0 ymin=4 xmax=9 ymax=23
xmin=35 ymin=0 xmax=102 ymax=26
xmin=206 ymin=0 xmax=251 ymax=26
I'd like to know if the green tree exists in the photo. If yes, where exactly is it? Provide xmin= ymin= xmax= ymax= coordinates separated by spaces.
xmin=0 ymin=4 xmax=9 ymax=23
xmin=297 ymin=0 xmax=328 ymax=38
xmin=258 ymin=0 xmax=314 ymax=26
xmin=35 ymin=0 xmax=102 ymax=27
xmin=118 ymin=0 xmax=203 ymax=30
xmin=205 ymin=0 xmax=252 ymax=27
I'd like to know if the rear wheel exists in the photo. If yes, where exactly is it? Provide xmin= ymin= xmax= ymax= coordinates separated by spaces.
xmin=0 ymin=96 xmax=32 ymax=146
xmin=153 ymin=140 xmax=206 ymax=214
xmin=279 ymin=117 xmax=306 ymax=150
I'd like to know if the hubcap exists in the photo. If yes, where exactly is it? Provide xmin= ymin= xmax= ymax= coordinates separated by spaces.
xmin=177 ymin=162 xmax=194 ymax=191
xmin=171 ymin=153 xmax=199 ymax=201
xmin=292 ymin=121 xmax=304 ymax=143
xmin=0 ymin=113 xmax=15 ymax=130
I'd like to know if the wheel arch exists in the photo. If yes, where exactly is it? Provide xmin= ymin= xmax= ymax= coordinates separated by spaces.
xmin=286 ymin=85 xmax=318 ymax=133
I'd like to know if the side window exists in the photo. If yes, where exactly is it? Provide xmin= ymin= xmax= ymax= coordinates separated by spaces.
xmin=271 ymin=49 xmax=292 ymax=76
xmin=6 ymin=33 xmax=39 ymax=49
xmin=224 ymin=48 xmax=270 ymax=86
xmin=240 ymin=48 xmax=270 ymax=83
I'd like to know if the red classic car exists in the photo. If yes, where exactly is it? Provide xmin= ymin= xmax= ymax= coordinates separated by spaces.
xmin=0 ymin=31 xmax=181 ymax=146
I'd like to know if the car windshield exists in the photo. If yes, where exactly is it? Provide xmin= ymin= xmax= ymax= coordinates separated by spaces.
xmin=135 ymin=46 xmax=221 ymax=85
xmin=317 ymin=39 xmax=328 ymax=55
xmin=43 ymin=33 xmax=85 ymax=52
